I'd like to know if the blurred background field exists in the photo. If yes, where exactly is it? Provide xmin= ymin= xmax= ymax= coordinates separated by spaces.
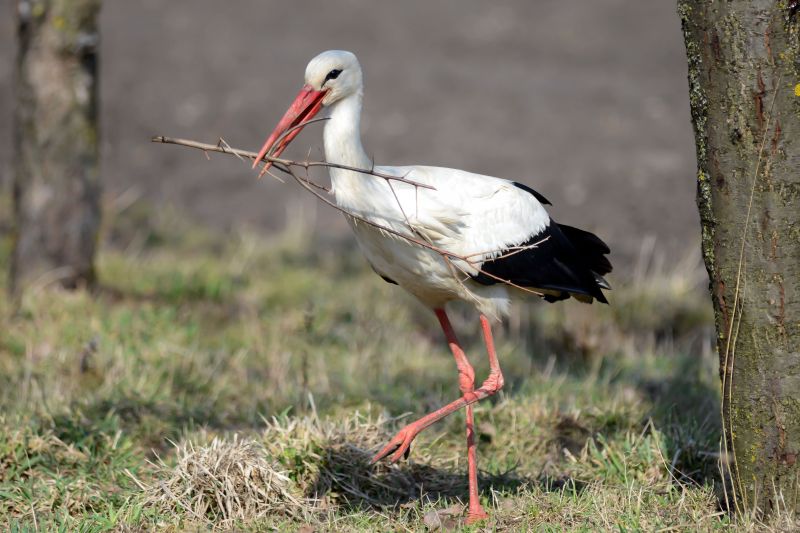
xmin=0 ymin=0 xmax=763 ymax=530
xmin=0 ymin=0 xmax=698 ymax=263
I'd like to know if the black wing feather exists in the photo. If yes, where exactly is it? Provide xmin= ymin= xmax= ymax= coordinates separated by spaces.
xmin=472 ymin=219 xmax=612 ymax=304
xmin=512 ymin=182 xmax=552 ymax=205
xmin=557 ymin=224 xmax=612 ymax=275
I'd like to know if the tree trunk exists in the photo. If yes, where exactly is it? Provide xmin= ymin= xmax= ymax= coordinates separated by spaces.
xmin=679 ymin=0 xmax=800 ymax=516
xmin=11 ymin=0 xmax=102 ymax=293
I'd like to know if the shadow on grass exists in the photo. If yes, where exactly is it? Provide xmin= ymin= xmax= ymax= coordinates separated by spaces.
xmin=307 ymin=440 xmax=585 ymax=512
xmin=637 ymin=353 xmax=722 ymax=487
xmin=524 ymin=308 xmax=722 ymax=489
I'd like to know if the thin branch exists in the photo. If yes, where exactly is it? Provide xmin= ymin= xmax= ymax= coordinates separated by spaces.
xmin=255 ymin=117 xmax=332 ymax=178
xmin=271 ymin=117 xmax=331 ymax=153
xmin=463 ymin=237 xmax=551 ymax=262
xmin=152 ymin=134 xmax=555 ymax=303
xmin=151 ymin=136 xmax=434 ymax=190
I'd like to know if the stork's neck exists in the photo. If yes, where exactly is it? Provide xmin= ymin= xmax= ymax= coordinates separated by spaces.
xmin=323 ymin=93 xmax=372 ymax=192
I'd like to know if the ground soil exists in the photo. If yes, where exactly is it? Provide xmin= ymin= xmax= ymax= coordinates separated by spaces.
xmin=0 ymin=0 xmax=698 ymax=268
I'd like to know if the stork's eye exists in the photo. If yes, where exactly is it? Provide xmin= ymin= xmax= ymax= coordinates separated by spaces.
xmin=324 ymin=69 xmax=342 ymax=83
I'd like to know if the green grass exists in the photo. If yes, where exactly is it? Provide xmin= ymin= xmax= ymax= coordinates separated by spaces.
xmin=0 ymin=201 xmax=791 ymax=531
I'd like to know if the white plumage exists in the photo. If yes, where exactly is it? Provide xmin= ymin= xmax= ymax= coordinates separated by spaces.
xmin=252 ymin=49 xmax=612 ymax=524
xmin=254 ymin=50 xmax=603 ymax=319
xmin=334 ymin=163 xmax=550 ymax=318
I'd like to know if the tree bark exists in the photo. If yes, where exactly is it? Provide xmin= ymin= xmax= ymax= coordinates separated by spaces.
xmin=11 ymin=0 xmax=102 ymax=293
xmin=679 ymin=0 xmax=800 ymax=516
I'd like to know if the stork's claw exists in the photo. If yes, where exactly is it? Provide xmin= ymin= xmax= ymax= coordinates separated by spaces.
xmin=370 ymin=424 xmax=422 ymax=464
xmin=466 ymin=509 xmax=490 ymax=525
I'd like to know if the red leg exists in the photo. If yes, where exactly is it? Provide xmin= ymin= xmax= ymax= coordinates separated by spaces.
xmin=463 ymin=315 xmax=502 ymax=523
xmin=435 ymin=308 xmax=477 ymax=395
xmin=464 ymin=403 xmax=488 ymax=523
xmin=438 ymin=309 xmax=487 ymax=522
xmin=371 ymin=311 xmax=505 ymax=463
xmin=371 ymin=308 xmax=476 ymax=463
xmin=371 ymin=310 xmax=503 ymax=524
xmin=479 ymin=314 xmax=504 ymax=396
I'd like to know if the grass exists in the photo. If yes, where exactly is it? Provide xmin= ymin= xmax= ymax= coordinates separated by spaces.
xmin=0 ymin=199 xmax=793 ymax=531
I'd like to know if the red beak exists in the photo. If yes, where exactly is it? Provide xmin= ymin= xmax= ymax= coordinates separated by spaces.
xmin=252 ymin=84 xmax=327 ymax=176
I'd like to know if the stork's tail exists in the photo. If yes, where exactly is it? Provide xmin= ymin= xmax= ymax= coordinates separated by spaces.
xmin=557 ymin=223 xmax=613 ymax=297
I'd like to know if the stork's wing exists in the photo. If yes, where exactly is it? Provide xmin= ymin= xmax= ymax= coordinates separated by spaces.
xmin=374 ymin=165 xmax=550 ymax=269
xmin=375 ymin=165 xmax=612 ymax=303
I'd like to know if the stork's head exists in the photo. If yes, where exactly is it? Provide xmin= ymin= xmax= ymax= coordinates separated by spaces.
xmin=305 ymin=50 xmax=362 ymax=105
xmin=252 ymin=50 xmax=362 ymax=172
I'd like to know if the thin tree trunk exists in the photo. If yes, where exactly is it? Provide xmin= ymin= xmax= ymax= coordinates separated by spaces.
xmin=679 ymin=0 xmax=800 ymax=516
xmin=11 ymin=0 xmax=102 ymax=293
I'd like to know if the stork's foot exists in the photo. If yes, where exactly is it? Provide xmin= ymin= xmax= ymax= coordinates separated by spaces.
xmin=465 ymin=507 xmax=489 ymax=525
xmin=371 ymin=423 xmax=422 ymax=464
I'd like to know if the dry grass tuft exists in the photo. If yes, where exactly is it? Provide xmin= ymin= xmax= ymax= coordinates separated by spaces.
xmin=138 ymin=412 xmax=486 ymax=528
xmin=142 ymin=435 xmax=310 ymax=526
xmin=261 ymin=411 xmax=480 ymax=511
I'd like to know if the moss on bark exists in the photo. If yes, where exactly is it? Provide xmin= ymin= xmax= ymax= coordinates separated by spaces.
xmin=679 ymin=0 xmax=800 ymax=516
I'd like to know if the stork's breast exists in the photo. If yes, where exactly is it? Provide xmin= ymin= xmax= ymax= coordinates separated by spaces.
xmin=350 ymin=219 xmax=456 ymax=291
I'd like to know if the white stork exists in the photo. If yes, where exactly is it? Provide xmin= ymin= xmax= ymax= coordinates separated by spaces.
xmin=252 ymin=50 xmax=612 ymax=523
